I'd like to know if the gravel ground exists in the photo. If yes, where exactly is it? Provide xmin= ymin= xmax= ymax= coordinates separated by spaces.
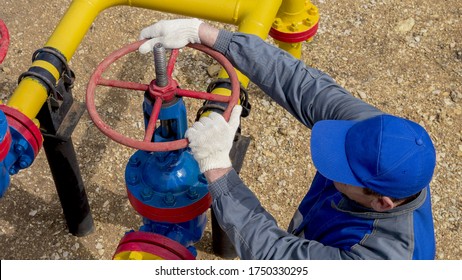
xmin=0 ymin=0 xmax=461 ymax=260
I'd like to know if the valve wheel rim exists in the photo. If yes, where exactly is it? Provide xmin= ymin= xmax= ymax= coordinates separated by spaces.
xmin=86 ymin=40 xmax=240 ymax=152
xmin=0 ymin=19 xmax=10 ymax=64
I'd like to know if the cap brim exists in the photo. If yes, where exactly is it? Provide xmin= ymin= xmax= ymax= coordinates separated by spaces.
xmin=311 ymin=120 xmax=364 ymax=187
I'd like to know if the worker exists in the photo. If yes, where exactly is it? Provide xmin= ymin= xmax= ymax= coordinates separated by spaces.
xmin=138 ymin=18 xmax=437 ymax=260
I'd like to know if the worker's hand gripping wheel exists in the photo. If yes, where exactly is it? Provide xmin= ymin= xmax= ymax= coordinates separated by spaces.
xmin=86 ymin=41 xmax=240 ymax=260
xmin=86 ymin=40 xmax=240 ymax=152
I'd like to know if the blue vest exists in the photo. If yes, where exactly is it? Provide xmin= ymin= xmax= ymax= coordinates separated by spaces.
xmin=292 ymin=172 xmax=435 ymax=259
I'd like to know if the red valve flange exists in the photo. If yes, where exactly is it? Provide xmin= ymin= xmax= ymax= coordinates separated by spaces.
xmin=113 ymin=231 xmax=196 ymax=260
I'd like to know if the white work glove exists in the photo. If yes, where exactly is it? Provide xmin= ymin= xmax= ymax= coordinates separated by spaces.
xmin=185 ymin=106 xmax=242 ymax=173
xmin=138 ymin=18 xmax=203 ymax=53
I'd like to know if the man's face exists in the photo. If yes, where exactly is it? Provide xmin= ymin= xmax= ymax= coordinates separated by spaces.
xmin=333 ymin=181 xmax=373 ymax=207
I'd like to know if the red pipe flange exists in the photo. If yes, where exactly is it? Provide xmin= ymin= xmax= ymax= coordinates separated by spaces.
xmin=113 ymin=231 xmax=196 ymax=260
xmin=0 ymin=105 xmax=43 ymax=157
xmin=269 ymin=21 xmax=319 ymax=44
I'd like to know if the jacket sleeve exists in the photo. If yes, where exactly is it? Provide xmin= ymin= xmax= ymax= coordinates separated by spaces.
xmin=213 ymin=30 xmax=383 ymax=128
xmin=209 ymin=170 xmax=364 ymax=260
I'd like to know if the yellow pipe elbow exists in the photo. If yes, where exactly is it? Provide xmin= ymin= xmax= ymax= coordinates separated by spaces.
xmin=46 ymin=0 xmax=267 ymax=59
xmin=215 ymin=0 xmax=283 ymax=92
xmin=9 ymin=0 xmax=304 ymax=120
xmin=44 ymin=0 xmax=121 ymax=60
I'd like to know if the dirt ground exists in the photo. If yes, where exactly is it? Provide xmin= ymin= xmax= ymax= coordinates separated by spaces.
xmin=0 ymin=0 xmax=461 ymax=260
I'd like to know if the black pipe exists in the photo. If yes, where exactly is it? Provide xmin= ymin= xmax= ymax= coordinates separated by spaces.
xmin=43 ymin=136 xmax=94 ymax=236
xmin=27 ymin=46 xmax=93 ymax=236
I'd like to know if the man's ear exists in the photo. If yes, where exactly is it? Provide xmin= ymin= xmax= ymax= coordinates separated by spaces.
xmin=370 ymin=196 xmax=395 ymax=212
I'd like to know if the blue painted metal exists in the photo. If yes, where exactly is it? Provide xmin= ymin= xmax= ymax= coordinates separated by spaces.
xmin=139 ymin=214 xmax=207 ymax=257
xmin=142 ymin=94 xmax=188 ymax=141
xmin=0 ymin=110 xmax=10 ymax=196
xmin=0 ymin=110 xmax=36 ymax=197
xmin=125 ymin=148 xmax=209 ymax=212
xmin=124 ymin=96 xmax=208 ymax=255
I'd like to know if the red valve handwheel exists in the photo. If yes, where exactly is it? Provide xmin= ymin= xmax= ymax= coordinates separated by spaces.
xmin=0 ymin=19 xmax=10 ymax=64
xmin=86 ymin=40 xmax=240 ymax=152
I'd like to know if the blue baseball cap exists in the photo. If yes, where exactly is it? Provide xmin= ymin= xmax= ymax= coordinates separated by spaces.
xmin=311 ymin=115 xmax=436 ymax=199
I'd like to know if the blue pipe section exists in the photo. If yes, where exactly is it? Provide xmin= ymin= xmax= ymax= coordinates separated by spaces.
xmin=0 ymin=111 xmax=36 ymax=197
xmin=143 ymin=95 xmax=188 ymax=141
xmin=139 ymin=214 xmax=207 ymax=256
xmin=125 ymin=148 xmax=208 ymax=211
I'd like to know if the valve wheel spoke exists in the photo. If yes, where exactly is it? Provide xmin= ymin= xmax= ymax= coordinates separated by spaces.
xmin=167 ymin=49 xmax=179 ymax=76
xmin=176 ymin=88 xmax=231 ymax=103
xmin=97 ymin=78 xmax=149 ymax=91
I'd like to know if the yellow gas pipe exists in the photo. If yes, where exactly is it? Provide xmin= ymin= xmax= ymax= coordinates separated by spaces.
xmin=6 ymin=0 xmax=317 ymax=124
xmin=1 ymin=0 xmax=318 ymax=260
